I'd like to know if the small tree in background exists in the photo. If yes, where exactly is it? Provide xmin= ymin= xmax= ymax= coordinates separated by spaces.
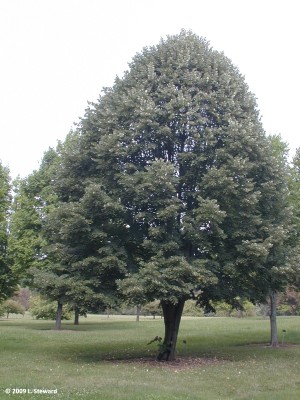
xmin=0 ymin=161 xmax=16 ymax=302
xmin=277 ymin=287 xmax=300 ymax=316
xmin=12 ymin=287 xmax=31 ymax=311
xmin=8 ymin=147 xmax=60 ymax=285
xmin=1 ymin=299 xmax=25 ymax=319
xmin=29 ymin=295 xmax=72 ymax=321
xmin=256 ymin=134 xmax=291 ymax=347
xmin=143 ymin=300 xmax=162 ymax=318
xmin=30 ymin=191 xmax=126 ymax=329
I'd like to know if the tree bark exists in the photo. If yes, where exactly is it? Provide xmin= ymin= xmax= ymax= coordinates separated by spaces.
xmin=55 ymin=301 xmax=63 ymax=330
xmin=269 ymin=291 xmax=278 ymax=347
xmin=157 ymin=300 xmax=185 ymax=361
xmin=136 ymin=304 xmax=141 ymax=322
xmin=74 ymin=307 xmax=79 ymax=325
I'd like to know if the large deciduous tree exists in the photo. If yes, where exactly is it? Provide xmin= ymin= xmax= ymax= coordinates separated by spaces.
xmin=52 ymin=31 xmax=288 ymax=359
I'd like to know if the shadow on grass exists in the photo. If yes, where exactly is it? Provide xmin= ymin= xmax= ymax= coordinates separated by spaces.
xmin=21 ymin=320 xmax=141 ymax=332
xmin=55 ymin=342 xmax=158 ymax=364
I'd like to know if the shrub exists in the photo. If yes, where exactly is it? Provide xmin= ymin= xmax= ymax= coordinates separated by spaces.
xmin=143 ymin=300 xmax=162 ymax=318
xmin=208 ymin=300 xmax=256 ymax=317
xmin=183 ymin=300 xmax=203 ymax=317
xmin=29 ymin=296 xmax=72 ymax=320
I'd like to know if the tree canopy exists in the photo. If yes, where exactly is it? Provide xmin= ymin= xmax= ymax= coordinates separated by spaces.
xmin=4 ymin=31 xmax=293 ymax=360
xmin=44 ymin=31 xmax=290 ymax=359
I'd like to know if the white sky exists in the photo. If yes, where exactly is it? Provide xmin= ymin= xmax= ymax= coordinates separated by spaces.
xmin=0 ymin=0 xmax=299 ymax=178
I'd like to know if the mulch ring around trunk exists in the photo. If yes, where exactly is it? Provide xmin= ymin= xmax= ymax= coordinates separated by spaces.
xmin=115 ymin=356 xmax=222 ymax=371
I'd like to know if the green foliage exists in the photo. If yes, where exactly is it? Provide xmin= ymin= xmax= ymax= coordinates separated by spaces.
xmin=182 ymin=300 xmax=203 ymax=316
xmin=229 ymin=134 xmax=292 ymax=316
xmin=209 ymin=300 xmax=256 ymax=317
xmin=34 ymin=193 xmax=126 ymax=311
xmin=285 ymin=148 xmax=300 ymax=288
xmin=277 ymin=287 xmax=300 ymax=316
xmin=142 ymin=300 xmax=162 ymax=318
xmin=0 ymin=299 xmax=25 ymax=318
xmin=8 ymin=147 xmax=60 ymax=282
xmin=11 ymin=287 xmax=31 ymax=310
xmin=10 ymin=32 xmax=293 ymax=360
xmin=0 ymin=161 xmax=16 ymax=301
xmin=29 ymin=296 xmax=72 ymax=320
xmin=66 ymin=30 xmax=289 ymax=309
xmin=35 ymin=31 xmax=293 ymax=360
xmin=26 ymin=133 xmax=128 ymax=311
xmin=289 ymin=148 xmax=300 ymax=237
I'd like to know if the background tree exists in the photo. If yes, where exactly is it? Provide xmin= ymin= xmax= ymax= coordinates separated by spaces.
xmin=277 ymin=287 xmax=300 ymax=315
xmin=285 ymin=147 xmax=300 ymax=301
xmin=0 ymin=299 xmax=25 ymax=318
xmin=289 ymin=148 xmax=300 ymax=238
xmin=143 ymin=300 xmax=162 ymax=319
xmin=8 ymin=148 xmax=60 ymax=283
xmin=255 ymin=134 xmax=292 ymax=347
xmin=8 ymin=147 xmax=67 ymax=327
xmin=0 ymin=162 xmax=16 ymax=302
xmin=11 ymin=287 xmax=31 ymax=311
xmin=31 ymin=186 xmax=127 ymax=329
xmin=29 ymin=295 xmax=72 ymax=321
xmin=55 ymin=31 xmax=288 ymax=360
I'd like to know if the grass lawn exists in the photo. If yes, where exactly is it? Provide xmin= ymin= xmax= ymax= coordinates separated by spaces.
xmin=0 ymin=314 xmax=299 ymax=399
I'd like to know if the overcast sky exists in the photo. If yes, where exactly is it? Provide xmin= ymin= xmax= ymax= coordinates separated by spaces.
xmin=1 ymin=0 xmax=299 ymax=178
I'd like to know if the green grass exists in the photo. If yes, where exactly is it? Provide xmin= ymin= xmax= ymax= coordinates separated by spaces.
xmin=0 ymin=315 xmax=299 ymax=399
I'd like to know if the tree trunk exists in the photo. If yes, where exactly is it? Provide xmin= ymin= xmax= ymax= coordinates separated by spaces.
xmin=269 ymin=291 xmax=278 ymax=347
xmin=136 ymin=304 xmax=141 ymax=322
xmin=74 ymin=307 xmax=79 ymax=325
xmin=157 ymin=300 xmax=185 ymax=361
xmin=55 ymin=301 xmax=63 ymax=330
